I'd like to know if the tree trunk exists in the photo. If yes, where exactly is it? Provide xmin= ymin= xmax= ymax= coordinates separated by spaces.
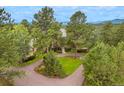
xmin=74 ymin=45 xmax=77 ymax=58
xmin=46 ymin=47 xmax=49 ymax=53
xmin=61 ymin=47 xmax=66 ymax=54
xmin=74 ymin=50 xmax=77 ymax=58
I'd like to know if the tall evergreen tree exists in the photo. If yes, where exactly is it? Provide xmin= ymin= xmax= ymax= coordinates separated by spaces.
xmin=67 ymin=11 xmax=87 ymax=57
xmin=0 ymin=8 xmax=14 ymax=29
xmin=21 ymin=19 xmax=31 ymax=33
xmin=33 ymin=6 xmax=54 ymax=32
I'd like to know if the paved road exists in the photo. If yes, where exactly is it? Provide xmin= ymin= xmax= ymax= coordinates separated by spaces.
xmin=14 ymin=59 xmax=84 ymax=86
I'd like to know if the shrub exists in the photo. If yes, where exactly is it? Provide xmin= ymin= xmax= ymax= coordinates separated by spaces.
xmin=83 ymin=42 xmax=118 ymax=85
xmin=0 ymin=77 xmax=13 ymax=86
xmin=43 ymin=51 xmax=65 ymax=78
xmin=0 ymin=70 xmax=24 ymax=86
xmin=115 ymin=42 xmax=124 ymax=85
xmin=21 ymin=55 xmax=36 ymax=63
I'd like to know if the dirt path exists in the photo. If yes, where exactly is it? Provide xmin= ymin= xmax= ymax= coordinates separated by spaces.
xmin=14 ymin=59 xmax=84 ymax=86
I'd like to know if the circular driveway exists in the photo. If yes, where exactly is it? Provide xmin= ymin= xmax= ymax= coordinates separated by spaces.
xmin=14 ymin=59 xmax=84 ymax=86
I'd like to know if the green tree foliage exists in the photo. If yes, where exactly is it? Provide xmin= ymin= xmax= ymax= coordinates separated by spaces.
xmin=0 ymin=8 xmax=14 ymax=30
xmin=115 ymin=42 xmax=124 ymax=85
xmin=12 ymin=24 xmax=31 ymax=63
xmin=83 ymin=42 xmax=118 ymax=85
xmin=32 ymin=21 xmax=61 ymax=53
xmin=99 ymin=22 xmax=113 ymax=45
xmin=20 ymin=19 xmax=30 ymax=32
xmin=21 ymin=19 xmax=30 ymax=27
xmin=67 ymin=11 xmax=94 ymax=56
xmin=47 ymin=21 xmax=61 ymax=50
xmin=0 ymin=24 xmax=30 ymax=85
xmin=114 ymin=24 xmax=124 ymax=45
xmin=43 ymin=51 xmax=65 ymax=78
xmin=81 ymin=24 xmax=95 ymax=48
xmin=32 ymin=27 xmax=48 ymax=53
xmin=0 ymin=29 xmax=22 ymax=85
xmin=0 ymin=8 xmax=16 ymax=69
xmin=69 ymin=11 xmax=86 ymax=24
xmin=32 ymin=7 xmax=62 ymax=53
xmin=0 ymin=8 xmax=13 ymax=25
xmin=33 ymin=6 xmax=54 ymax=32
xmin=98 ymin=23 xmax=124 ymax=46
xmin=0 ymin=30 xmax=19 ymax=69
xmin=67 ymin=11 xmax=86 ymax=52
xmin=83 ymin=42 xmax=124 ymax=85
xmin=0 ymin=8 xmax=27 ymax=85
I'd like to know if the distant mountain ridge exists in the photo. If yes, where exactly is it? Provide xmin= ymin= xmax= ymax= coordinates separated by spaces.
xmin=61 ymin=19 xmax=124 ymax=25
xmin=91 ymin=19 xmax=124 ymax=25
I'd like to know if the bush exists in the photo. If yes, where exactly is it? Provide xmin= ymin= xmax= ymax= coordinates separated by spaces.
xmin=83 ymin=42 xmax=118 ymax=85
xmin=21 ymin=55 xmax=36 ymax=63
xmin=0 ymin=77 xmax=13 ymax=86
xmin=115 ymin=42 xmax=124 ymax=85
xmin=0 ymin=70 xmax=24 ymax=86
xmin=42 ymin=51 xmax=65 ymax=78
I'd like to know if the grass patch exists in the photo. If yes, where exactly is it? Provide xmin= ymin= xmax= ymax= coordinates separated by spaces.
xmin=35 ymin=56 xmax=82 ymax=78
xmin=57 ymin=57 xmax=82 ymax=76
xmin=17 ymin=55 xmax=43 ymax=67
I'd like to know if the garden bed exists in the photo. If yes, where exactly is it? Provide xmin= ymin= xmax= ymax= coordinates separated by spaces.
xmin=35 ymin=57 xmax=82 ymax=78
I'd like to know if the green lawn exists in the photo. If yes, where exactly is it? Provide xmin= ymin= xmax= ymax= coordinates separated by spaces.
xmin=57 ymin=57 xmax=82 ymax=76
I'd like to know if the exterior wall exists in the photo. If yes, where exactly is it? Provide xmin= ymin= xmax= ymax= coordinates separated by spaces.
xmin=60 ymin=28 xmax=67 ymax=37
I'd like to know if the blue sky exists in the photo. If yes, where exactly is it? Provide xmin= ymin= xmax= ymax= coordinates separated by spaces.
xmin=3 ymin=6 xmax=124 ymax=23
